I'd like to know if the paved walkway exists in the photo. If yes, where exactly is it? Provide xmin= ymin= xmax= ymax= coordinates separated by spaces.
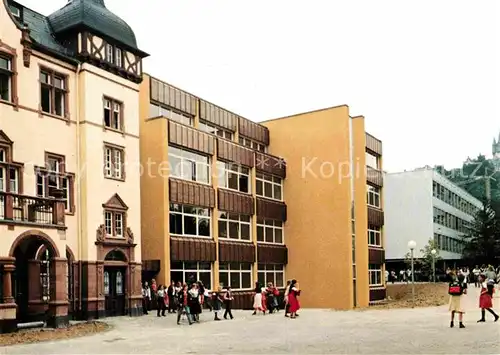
xmin=2 ymin=287 xmax=499 ymax=354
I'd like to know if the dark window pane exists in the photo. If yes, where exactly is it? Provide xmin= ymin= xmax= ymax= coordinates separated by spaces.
xmin=265 ymin=227 xmax=274 ymax=243
xmin=257 ymin=227 xmax=264 ymax=242
xmin=258 ymin=272 xmax=265 ymax=286
xmin=275 ymin=272 xmax=284 ymax=287
xmin=104 ymin=107 xmax=111 ymax=127
xmin=185 ymin=272 xmax=197 ymax=285
xmin=198 ymin=218 xmax=210 ymax=237
xmin=275 ymin=229 xmax=283 ymax=244
xmin=274 ymin=185 xmax=282 ymax=200
xmin=54 ymin=90 xmax=64 ymax=116
xmin=41 ymin=86 xmax=51 ymax=113
xmin=239 ymin=175 xmax=249 ymax=193
xmin=228 ymin=172 xmax=238 ymax=190
xmin=264 ymin=182 xmax=272 ymax=198
xmin=230 ymin=272 xmax=240 ymax=289
xmin=184 ymin=262 xmax=197 ymax=270
xmin=171 ymin=271 xmax=183 ymax=284
xmin=171 ymin=261 xmax=183 ymax=270
xmin=219 ymin=220 xmax=227 ymax=238
xmin=241 ymin=272 xmax=251 ymax=289
xmin=198 ymin=262 xmax=211 ymax=270
xmin=169 ymin=213 xmax=182 ymax=234
xmin=199 ymin=272 xmax=211 ymax=289
xmin=256 ymin=180 xmax=263 ymax=195
xmin=229 ymin=221 xmax=239 ymax=239
xmin=219 ymin=272 xmax=228 ymax=288
xmin=240 ymin=224 xmax=250 ymax=240
xmin=183 ymin=215 xmax=197 ymax=235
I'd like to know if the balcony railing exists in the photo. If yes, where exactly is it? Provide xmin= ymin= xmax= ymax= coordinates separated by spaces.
xmin=366 ymin=166 xmax=383 ymax=187
xmin=0 ymin=191 xmax=66 ymax=227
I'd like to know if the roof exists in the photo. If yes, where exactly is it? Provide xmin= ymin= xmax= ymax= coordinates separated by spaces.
xmin=47 ymin=0 xmax=139 ymax=50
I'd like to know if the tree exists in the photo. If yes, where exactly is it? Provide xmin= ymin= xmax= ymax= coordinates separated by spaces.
xmin=404 ymin=239 xmax=442 ymax=281
xmin=462 ymin=202 xmax=500 ymax=266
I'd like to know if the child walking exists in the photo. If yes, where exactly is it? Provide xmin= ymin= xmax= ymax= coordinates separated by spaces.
xmin=477 ymin=275 xmax=499 ymax=323
xmin=448 ymin=272 xmax=466 ymax=328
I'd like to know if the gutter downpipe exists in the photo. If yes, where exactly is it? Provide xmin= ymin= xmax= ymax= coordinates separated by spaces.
xmin=75 ymin=62 xmax=83 ymax=316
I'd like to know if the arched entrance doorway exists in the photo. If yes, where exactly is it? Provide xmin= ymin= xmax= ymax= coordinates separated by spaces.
xmin=104 ymin=249 xmax=127 ymax=317
xmin=9 ymin=230 xmax=68 ymax=327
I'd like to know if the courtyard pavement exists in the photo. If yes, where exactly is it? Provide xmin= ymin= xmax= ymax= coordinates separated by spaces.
xmin=1 ymin=287 xmax=499 ymax=354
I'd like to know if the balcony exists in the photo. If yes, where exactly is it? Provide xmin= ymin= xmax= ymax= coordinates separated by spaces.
xmin=366 ymin=166 xmax=383 ymax=187
xmin=0 ymin=192 xmax=66 ymax=229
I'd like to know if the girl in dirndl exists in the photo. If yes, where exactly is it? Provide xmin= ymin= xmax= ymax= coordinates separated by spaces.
xmin=288 ymin=279 xmax=301 ymax=319
xmin=252 ymin=282 xmax=265 ymax=315
xmin=477 ymin=274 xmax=499 ymax=323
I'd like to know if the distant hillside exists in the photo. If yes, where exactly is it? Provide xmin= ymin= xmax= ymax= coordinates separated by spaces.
xmin=435 ymin=155 xmax=500 ymax=202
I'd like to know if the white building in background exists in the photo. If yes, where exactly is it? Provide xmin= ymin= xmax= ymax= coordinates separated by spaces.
xmin=384 ymin=167 xmax=482 ymax=262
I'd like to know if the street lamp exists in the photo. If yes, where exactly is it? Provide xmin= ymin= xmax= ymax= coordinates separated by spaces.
xmin=408 ymin=240 xmax=417 ymax=307
xmin=431 ymin=249 xmax=437 ymax=283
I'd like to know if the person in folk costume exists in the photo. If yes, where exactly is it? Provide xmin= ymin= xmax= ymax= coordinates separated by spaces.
xmin=287 ymin=279 xmax=301 ymax=319
xmin=150 ymin=279 xmax=158 ymax=310
xmin=197 ymin=281 xmax=206 ymax=312
xmin=141 ymin=281 xmax=151 ymax=315
xmin=477 ymin=274 xmax=499 ymax=323
xmin=252 ymin=282 xmax=265 ymax=315
xmin=188 ymin=283 xmax=201 ymax=322
xmin=167 ymin=281 xmax=176 ymax=313
xmin=448 ymin=271 xmax=466 ymax=328
xmin=261 ymin=285 xmax=268 ymax=313
xmin=211 ymin=286 xmax=224 ymax=321
xmin=284 ymin=280 xmax=291 ymax=317
xmin=266 ymin=282 xmax=280 ymax=313
xmin=156 ymin=285 xmax=167 ymax=317
xmin=176 ymin=283 xmax=193 ymax=325
xmin=223 ymin=286 xmax=234 ymax=320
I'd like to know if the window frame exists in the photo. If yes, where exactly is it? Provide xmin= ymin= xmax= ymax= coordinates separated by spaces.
xmin=199 ymin=120 xmax=233 ymax=140
xmin=217 ymin=161 xmax=251 ymax=194
xmin=256 ymin=218 xmax=284 ymax=245
xmin=104 ymin=210 xmax=125 ymax=238
xmin=103 ymin=143 xmax=125 ymax=181
xmin=0 ymin=137 xmax=23 ymax=196
xmin=169 ymin=203 xmax=211 ymax=238
xmin=218 ymin=262 xmax=253 ymax=290
xmin=168 ymin=146 xmax=211 ymax=185
xmin=0 ymin=53 xmax=14 ymax=103
xmin=218 ymin=212 xmax=252 ymax=242
xmin=368 ymin=264 xmax=383 ymax=287
xmin=170 ymin=261 xmax=212 ymax=289
xmin=257 ymin=263 xmax=285 ymax=288
xmin=39 ymin=67 xmax=68 ymax=118
xmin=103 ymin=97 xmax=124 ymax=132
xmin=256 ymin=172 xmax=283 ymax=201
xmin=238 ymin=136 xmax=267 ymax=153
xmin=367 ymin=225 xmax=382 ymax=247
xmin=149 ymin=103 xmax=194 ymax=126
xmin=35 ymin=152 xmax=74 ymax=214
xmin=367 ymin=185 xmax=381 ymax=208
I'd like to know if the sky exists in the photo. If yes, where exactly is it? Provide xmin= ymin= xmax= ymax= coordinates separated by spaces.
xmin=17 ymin=0 xmax=500 ymax=172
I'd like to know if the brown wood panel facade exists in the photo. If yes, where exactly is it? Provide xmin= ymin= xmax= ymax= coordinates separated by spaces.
xmin=366 ymin=167 xmax=383 ymax=187
xmin=257 ymin=244 xmax=288 ymax=264
xmin=168 ymin=120 xmax=215 ymax=155
xmin=369 ymin=288 xmax=387 ymax=302
xmin=232 ymin=291 xmax=254 ymax=309
xmin=218 ymin=189 xmax=254 ymax=215
xmin=256 ymin=198 xmax=287 ymax=221
xmin=169 ymin=178 xmax=216 ymax=208
xmin=255 ymin=152 xmax=286 ymax=178
xmin=218 ymin=240 xmax=256 ymax=263
xmin=368 ymin=248 xmax=385 ymax=264
xmin=217 ymin=139 xmax=255 ymax=167
xmin=367 ymin=207 xmax=384 ymax=227
xmin=199 ymin=100 xmax=238 ymax=131
xmin=170 ymin=237 xmax=217 ymax=262
xmin=150 ymin=78 xmax=197 ymax=116
xmin=366 ymin=133 xmax=382 ymax=156
xmin=238 ymin=117 xmax=270 ymax=145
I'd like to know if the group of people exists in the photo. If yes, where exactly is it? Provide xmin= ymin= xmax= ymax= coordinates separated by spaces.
xmin=447 ymin=267 xmax=499 ymax=329
xmin=141 ymin=278 xmax=302 ymax=324
xmin=251 ymin=279 xmax=301 ymax=319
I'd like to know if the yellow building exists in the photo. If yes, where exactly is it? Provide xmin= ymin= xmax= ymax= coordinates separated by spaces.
xmin=0 ymin=0 xmax=148 ymax=332
xmin=139 ymin=74 xmax=386 ymax=309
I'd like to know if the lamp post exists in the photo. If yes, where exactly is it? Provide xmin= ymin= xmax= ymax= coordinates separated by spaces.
xmin=431 ymin=249 xmax=437 ymax=283
xmin=408 ymin=240 xmax=417 ymax=307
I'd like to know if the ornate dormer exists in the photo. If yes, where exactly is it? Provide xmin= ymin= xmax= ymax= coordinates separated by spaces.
xmin=47 ymin=0 xmax=149 ymax=83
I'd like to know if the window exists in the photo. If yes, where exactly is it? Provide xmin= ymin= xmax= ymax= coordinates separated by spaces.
xmin=40 ymin=69 xmax=67 ymax=117
xmin=170 ymin=261 xmax=212 ymax=288
xmin=104 ymin=145 xmax=124 ymax=180
xmin=199 ymin=120 xmax=233 ymax=140
xmin=219 ymin=262 xmax=252 ymax=290
xmin=106 ymin=44 xmax=114 ymax=63
xmin=115 ymin=48 xmax=122 ymax=68
xmin=257 ymin=218 xmax=284 ymax=244
xmin=256 ymin=172 xmax=282 ymax=200
xmin=149 ymin=104 xmax=193 ymax=126
xmin=369 ymin=264 xmax=383 ymax=286
xmin=433 ymin=180 xmax=479 ymax=216
xmin=365 ymin=151 xmax=379 ymax=169
xmin=218 ymin=212 xmax=251 ymax=241
xmin=0 ymin=55 xmax=13 ymax=102
xmin=169 ymin=204 xmax=211 ymax=238
xmin=168 ymin=146 xmax=210 ymax=184
xmin=103 ymin=98 xmax=122 ymax=131
xmin=368 ymin=225 xmax=382 ymax=247
xmin=0 ymin=146 xmax=20 ymax=194
xmin=36 ymin=154 xmax=73 ymax=212
xmin=9 ymin=4 xmax=20 ymax=18
xmin=104 ymin=210 xmax=124 ymax=237
xmin=238 ymin=136 xmax=266 ymax=153
xmin=367 ymin=185 xmax=380 ymax=208
xmin=40 ymin=249 xmax=50 ymax=302
xmin=257 ymin=264 xmax=285 ymax=288
xmin=217 ymin=162 xmax=250 ymax=193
